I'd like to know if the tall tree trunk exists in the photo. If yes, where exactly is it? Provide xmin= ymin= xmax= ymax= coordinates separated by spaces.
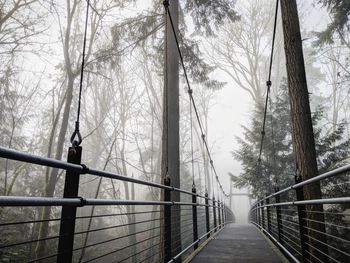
xmin=280 ymin=0 xmax=328 ymax=261
xmin=161 ymin=0 xmax=180 ymax=260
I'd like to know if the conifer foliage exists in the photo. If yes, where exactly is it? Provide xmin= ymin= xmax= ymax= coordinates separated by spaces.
xmin=233 ymin=79 xmax=350 ymax=198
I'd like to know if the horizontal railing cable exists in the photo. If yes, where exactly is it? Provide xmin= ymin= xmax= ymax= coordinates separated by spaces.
xmin=279 ymin=233 xmax=302 ymax=253
xmin=0 ymin=210 xmax=161 ymax=227
xmin=138 ymin=250 xmax=160 ymax=263
xmin=75 ymin=218 xmax=161 ymax=235
xmin=26 ymin=253 xmax=59 ymax=263
xmin=0 ymin=217 xmax=62 ymax=226
xmin=305 ymin=233 xmax=350 ymax=258
xmin=81 ymin=234 xmax=161 ymax=263
xmin=73 ymin=226 xmax=161 ymax=252
xmin=0 ymin=234 xmax=62 ymax=249
xmin=304 ymin=225 xmax=350 ymax=244
xmin=304 ymin=249 xmax=324 ymax=263
xmin=118 ymin=242 xmax=161 ymax=263
xmin=77 ymin=209 xmax=161 ymax=219
xmin=301 ymin=217 xmax=350 ymax=230
xmin=305 ymin=241 xmax=339 ymax=263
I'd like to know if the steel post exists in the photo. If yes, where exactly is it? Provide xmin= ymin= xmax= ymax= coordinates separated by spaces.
xmin=192 ymin=187 xmax=198 ymax=250
xmin=266 ymin=197 xmax=271 ymax=234
xmin=257 ymin=202 xmax=261 ymax=227
xmin=205 ymin=193 xmax=210 ymax=238
xmin=222 ymin=204 xmax=225 ymax=224
xmin=261 ymin=200 xmax=265 ymax=230
xmin=164 ymin=177 xmax=172 ymax=263
xmin=218 ymin=200 xmax=222 ymax=227
xmin=57 ymin=146 xmax=82 ymax=263
xmin=213 ymin=197 xmax=217 ymax=231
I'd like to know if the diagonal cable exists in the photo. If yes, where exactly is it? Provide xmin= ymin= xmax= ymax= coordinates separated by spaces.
xmin=70 ymin=0 xmax=90 ymax=146
xmin=257 ymin=0 xmax=279 ymax=173
xmin=164 ymin=2 xmax=229 ymax=197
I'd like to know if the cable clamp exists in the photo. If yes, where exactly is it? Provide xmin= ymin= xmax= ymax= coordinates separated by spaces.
xmin=188 ymin=88 xmax=193 ymax=95
xmin=77 ymin=196 xmax=87 ymax=207
xmin=192 ymin=184 xmax=196 ymax=192
xmin=80 ymin=164 xmax=89 ymax=174
xmin=266 ymin=80 xmax=272 ymax=87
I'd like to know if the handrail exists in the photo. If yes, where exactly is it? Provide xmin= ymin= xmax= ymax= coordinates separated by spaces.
xmin=251 ymin=197 xmax=350 ymax=208
xmin=260 ymin=163 xmax=350 ymax=203
xmin=0 ymin=146 xmax=214 ymax=199
xmin=0 ymin=146 xmax=83 ymax=172
xmin=250 ymin=164 xmax=350 ymax=263
xmin=0 ymin=146 xmax=234 ymax=263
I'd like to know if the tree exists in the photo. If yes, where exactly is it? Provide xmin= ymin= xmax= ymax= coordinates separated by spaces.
xmin=234 ymin=78 xmax=350 ymax=260
xmin=0 ymin=0 xmax=47 ymax=197
xmin=233 ymin=80 xmax=295 ymax=197
xmin=315 ymin=0 xmax=350 ymax=47
xmin=93 ymin=0 xmax=238 ymax=91
xmin=208 ymin=0 xmax=276 ymax=106
xmin=0 ymin=0 xmax=44 ymax=71
xmin=234 ymin=79 xmax=350 ymax=191
xmin=280 ymin=1 xmax=330 ymax=260
xmin=35 ymin=0 xmax=119 ymax=258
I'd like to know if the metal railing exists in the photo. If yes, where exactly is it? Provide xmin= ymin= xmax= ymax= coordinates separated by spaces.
xmin=0 ymin=146 xmax=234 ymax=263
xmin=250 ymin=165 xmax=350 ymax=263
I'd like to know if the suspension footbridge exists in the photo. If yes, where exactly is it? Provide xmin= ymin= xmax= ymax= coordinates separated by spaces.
xmin=0 ymin=0 xmax=349 ymax=262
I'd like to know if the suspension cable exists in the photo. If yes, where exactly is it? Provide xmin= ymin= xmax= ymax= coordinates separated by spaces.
xmin=210 ymin=163 xmax=215 ymax=198
xmin=257 ymin=0 xmax=279 ymax=172
xmin=189 ymin=90 xmax=195 ymax=187
xmin=70 ymin=0 xmax=90 ymax=147
xmin=216 ymin=167 xmax=220 ymax=199
xmin=163 ymin=0 xmax=169 ymax=179
xmin=269 ymin=96 xmax=277 ymax=187
xmin=204 ymin=152 xmax=208 ymax=193
xmin=163 ymin=1 xmax=229 ymax=197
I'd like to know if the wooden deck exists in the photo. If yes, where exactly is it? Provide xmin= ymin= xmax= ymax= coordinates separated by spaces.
xmin=190 ymin=224 xmax=286 ymax=263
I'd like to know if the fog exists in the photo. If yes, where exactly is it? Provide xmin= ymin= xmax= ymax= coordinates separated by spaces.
xmin=0 ymin=0 xmax=349 ymax=262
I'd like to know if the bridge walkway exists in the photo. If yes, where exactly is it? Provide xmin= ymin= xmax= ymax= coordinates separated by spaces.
xmin=190 ymin=224 xmax=286 ymax=263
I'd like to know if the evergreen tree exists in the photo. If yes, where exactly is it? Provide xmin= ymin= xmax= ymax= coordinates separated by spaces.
xmin=315 ymin=0 xmax=350 ymax=45
xmin=233 ymin=79 xmax=350 ymax=198
xmin=233 ymin=80 xmax=294 ymax=197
